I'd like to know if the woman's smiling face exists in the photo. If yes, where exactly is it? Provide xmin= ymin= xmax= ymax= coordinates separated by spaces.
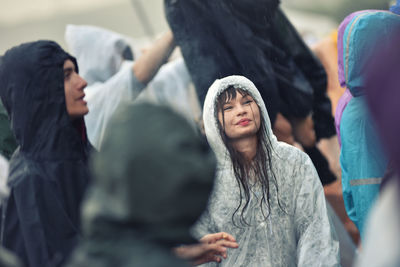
xmin=218 ymin=89 xmax=260 ymax=140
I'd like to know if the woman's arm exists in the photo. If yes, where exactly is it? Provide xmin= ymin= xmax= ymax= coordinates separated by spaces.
xmin=174 ymin=232 xmax=238 ymax=266
xmin=132 ymin=31 xmax=176 ymax=85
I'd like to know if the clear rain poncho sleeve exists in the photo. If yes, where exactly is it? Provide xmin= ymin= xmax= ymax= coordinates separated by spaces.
xmin=83 ymin=59 xmax=197 ymax=149
xmin=193 ymin=75 xmax=340 ymax=267
xmin=65 ymin=24 xmax=146 ymax=150
xmin=143 ymin=58 xmax=200 ymax=126
xmin=83 ymin=61 xmax=145 ymax=150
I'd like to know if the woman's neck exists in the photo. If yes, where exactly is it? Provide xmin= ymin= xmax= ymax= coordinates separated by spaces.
xmin=230 ymin=135 xmax=258 ymax=161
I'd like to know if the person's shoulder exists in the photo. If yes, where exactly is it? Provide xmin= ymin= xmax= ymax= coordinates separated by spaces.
xmin=271 ymin=142 xmax=314 ymax=189
xmin=273 ymin=141 xmax=309 ymax=165
xmin=7 ymin=153 xmax=49 ymax=187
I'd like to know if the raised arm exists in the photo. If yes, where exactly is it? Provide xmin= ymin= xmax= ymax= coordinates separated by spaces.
xmin=133 ymin=30 xmax=176 ymax=84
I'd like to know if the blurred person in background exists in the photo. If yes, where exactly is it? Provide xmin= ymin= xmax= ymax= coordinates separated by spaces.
xmin=65 ymin=25 xmax=198 ymax=150
xmin=338 ymin=10 xmax=400 ymax=240
xmin=312 ymin=18 xmax=367 ymax=246
xmin=355 ymin=25 xmax=400 ymax=267
xmin=165 ymin=0 xmax=338 ymax=187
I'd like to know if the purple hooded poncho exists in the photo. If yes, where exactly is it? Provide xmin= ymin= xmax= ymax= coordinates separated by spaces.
xmin=335 ymin=10 xmax=378 ymax=146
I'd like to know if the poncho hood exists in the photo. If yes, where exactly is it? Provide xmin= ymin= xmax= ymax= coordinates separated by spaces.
xmin=337 ymin=10 xmax=377 ymax=88
xmin=0 ymin=40 xmax=86 ymax=159
xmin=196 ymin=75 xmax=340 ymax=266
xmin=339 ymin=11 xmax=400 ymax=96
xmin=203 ymin=75 xmax=278 ymax=165
xmin=65 ymin=24 xmax=133 ymax=85
xmin=83 ymin=102 xmax=216 ymax=246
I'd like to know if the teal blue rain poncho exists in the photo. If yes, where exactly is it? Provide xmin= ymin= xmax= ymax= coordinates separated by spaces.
xmin=339 ymin=11 xmax=400 ymax=238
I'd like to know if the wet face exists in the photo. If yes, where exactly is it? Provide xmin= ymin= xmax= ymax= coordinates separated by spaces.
xmin=63 ymin=59 xmax=88 ymax=119
xmin=218 ymin=90 xmax=261 ymax=140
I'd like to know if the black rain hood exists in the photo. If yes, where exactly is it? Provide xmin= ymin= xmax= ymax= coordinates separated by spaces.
xmin=67 ymin=103 xmax=216 ymax=267
xmin=0 ymin=40 xmax=86 ymax=159
xmin=0 ymin=41 xmax=91 ymax=267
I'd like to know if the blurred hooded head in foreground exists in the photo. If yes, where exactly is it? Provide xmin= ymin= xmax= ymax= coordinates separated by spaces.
xmin=67 ymin=102 xmax=216 ymax=267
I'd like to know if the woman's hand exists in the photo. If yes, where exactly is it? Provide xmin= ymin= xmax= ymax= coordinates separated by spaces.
xmin=174 ymin=232 xmax=238 ymax=266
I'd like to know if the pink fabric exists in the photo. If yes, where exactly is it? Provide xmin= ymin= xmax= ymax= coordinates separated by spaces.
xmin=337 ymin=10 xmax=377 ymax=88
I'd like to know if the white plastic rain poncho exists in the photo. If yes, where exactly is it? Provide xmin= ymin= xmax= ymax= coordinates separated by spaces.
xmin=65 ymin=25 xmax=196 ymax=150
xmin=193 ymin=76 xmax=340 ymax=266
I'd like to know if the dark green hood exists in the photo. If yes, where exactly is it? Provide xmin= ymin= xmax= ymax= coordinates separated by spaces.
xmin=68 ymin=102 xmax=216 ymax=266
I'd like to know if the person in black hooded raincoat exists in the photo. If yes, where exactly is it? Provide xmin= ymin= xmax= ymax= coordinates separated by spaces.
xmin=66 ymin=102 xmax=222 ymax=267
xmin=0 ymin=40 xmax=91 ymax=267
xmin=165 ymin=0 xmax=337 ymax=185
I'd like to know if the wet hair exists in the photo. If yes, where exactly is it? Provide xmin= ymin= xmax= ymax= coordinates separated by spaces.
xmin=216 ymin=86 xmax=281 ymax=226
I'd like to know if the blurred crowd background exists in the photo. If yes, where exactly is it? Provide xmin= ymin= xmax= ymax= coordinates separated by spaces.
xmin=0 ymin=0 xmax=390 ymax=54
